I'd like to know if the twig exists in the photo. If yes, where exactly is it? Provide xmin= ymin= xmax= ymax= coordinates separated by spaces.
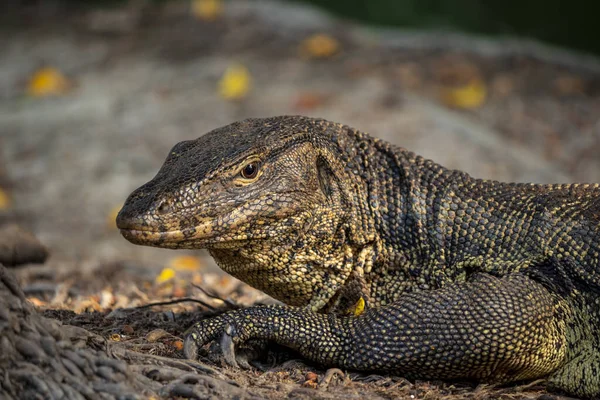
xmin=318 ymin=368 xmax=345 ymax=389
xmin=191 ymin=283 xmax=239 ymax=309
xmin=110 ymin=346 xmax=224 ymax=379
xmin=132 ymin=297 xmax=216 ymax=311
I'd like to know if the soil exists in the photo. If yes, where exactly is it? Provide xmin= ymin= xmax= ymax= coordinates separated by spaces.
xmin=1 ymin=1 xmax=598 ymax=398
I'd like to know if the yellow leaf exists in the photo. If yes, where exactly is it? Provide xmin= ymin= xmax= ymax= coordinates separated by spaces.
xmin=440 ymin=78 xmax=487 ymax=110
xmin=300 ymin=34 xmax=340 ymax=59
xmin=110 ymin=333 xmax=122 ymax=342
xmin=218 ymin=64 xmax=251 ymax=101
xmin=353 ymin=297 xmax=366 ymax=316
xmin=107 ymin=205 xmax=123 ymax=229
xmin=27 ymin=67 xmax=71 ymax=97
xmin=345 ymin=297 xmax=366 ymax=316
xmin=191 ymin=0 xmax=222 ymax=21
xmin=168 ymin=255 xmax=203 ymax=271
xmin=0 ymin=188 xmax=10 ymax=210
xmin=156 ymin=268 xmax=176 ymax=284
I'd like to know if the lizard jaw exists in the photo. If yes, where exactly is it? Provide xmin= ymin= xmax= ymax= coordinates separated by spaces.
xmin=119 ymin=218 xmax=215 ymax=248
xmin=119 ymin=223 xmax=253 ymax=249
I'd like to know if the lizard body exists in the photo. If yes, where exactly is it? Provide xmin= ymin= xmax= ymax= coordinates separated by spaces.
xmin=117 ymin=116 xmax=600 ymax=397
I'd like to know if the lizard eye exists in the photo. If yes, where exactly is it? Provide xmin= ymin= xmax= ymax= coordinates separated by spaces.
xmin=241 ymin=162 xmax=260 ymax=179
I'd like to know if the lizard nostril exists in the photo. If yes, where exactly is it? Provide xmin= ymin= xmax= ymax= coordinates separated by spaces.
xmin=157 ymin=199 xmax=172 ymax=215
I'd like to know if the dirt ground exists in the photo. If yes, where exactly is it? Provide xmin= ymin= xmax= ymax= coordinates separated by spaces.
xmin=1 ymin=1 xmax=599 ymax=398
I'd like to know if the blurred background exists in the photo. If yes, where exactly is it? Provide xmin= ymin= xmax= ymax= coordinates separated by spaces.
xmin=1 ymin=0 xmax=599 ymax=312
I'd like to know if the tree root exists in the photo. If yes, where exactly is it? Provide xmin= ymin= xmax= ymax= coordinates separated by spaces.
xmin=0 ymin=265 xmax=256 ymax=399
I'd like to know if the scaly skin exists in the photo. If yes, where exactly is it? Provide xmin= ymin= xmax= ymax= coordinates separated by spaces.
xmin=117 ymin=116 xmax=600 ymax=398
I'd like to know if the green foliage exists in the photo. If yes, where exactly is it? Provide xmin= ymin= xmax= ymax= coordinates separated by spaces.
xmin=301 ymin=0 xmax=600 ymax=56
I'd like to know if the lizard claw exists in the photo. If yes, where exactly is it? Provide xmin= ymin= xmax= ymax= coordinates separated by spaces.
xmin=182 ymin=306 xmax=281 ymax=368
xmin=220 ymin=324 xmax=239 ymax=368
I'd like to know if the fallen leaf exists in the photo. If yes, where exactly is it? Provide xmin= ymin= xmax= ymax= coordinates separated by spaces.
xmin=75 ymin=299 xmax=102 ymax=313
xmin=302 ymin=379 xmax=318 ymax=389
xmin=293 ymin=92 xmax=328 ymax=111
xmin=191 ymin=0 xmax=222 ymax=21
xmin=192 ymin=273 xmax=203 ymax=286
xmin=100 ymin=290 xmax=114 ymax=309
xmin=171 ymin=340 xmax=184 ymax=351
xmin=172 ymin=286 xmax=187 ymax=298
xmin=122 ymin=325 xmax=134 ymax=335
xmin=218 ymin=64 xmax=251 ymax=101
xmin=107 ymin=205 xmax=123 ymax=229
xmin=554 ymin=75 xmax=585 ymax=96
xmin=305 ymin=372 xmax=318 ymax=382
xmin=300 ymin=34 xmax=340 ymax=59
xmin=349 ymin=296 xmax=366 ymax=316
xmin=168 ymin=255 xmax=203 ymax=271
xmin=28 ymin=297 xmax=47 ymax=307
xmin=110 ymin=333 xmax=122 ymax=342
xmin=27 ymin=67 xmax=71 ymax=97
xmin=0 ymin=188 xmax=10 ymax=210
xmin=146 ymin=329 xmax=170 ymax=342
xmin=218 ymin=275 xmax=232 ymax=287
xmin=440 ymin=78 xmax=487 ymax=110
xmin=156 ymin=268 xmax=176 ymax=284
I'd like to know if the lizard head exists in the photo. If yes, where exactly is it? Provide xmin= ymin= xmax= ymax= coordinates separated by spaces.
xmin=117 ymin=116 xmax=372 ymax=309
xmin=117 ymin=116 xmax=344 ymax=249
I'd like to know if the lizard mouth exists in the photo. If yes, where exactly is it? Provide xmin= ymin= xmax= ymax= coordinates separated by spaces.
xmin=119 ymin=219 xmax=216 ymax=247
xmin=119 ymin=226 xmax=251 ymax=249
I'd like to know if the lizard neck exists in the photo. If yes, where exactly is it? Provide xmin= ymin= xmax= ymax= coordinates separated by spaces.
xmin=335 ymin=126 xmax=457 ymax=303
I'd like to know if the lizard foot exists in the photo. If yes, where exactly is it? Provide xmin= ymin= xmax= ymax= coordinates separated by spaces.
xmin=183 ymin=304 xmax=345 ymax=373
xmin=183 ymin=309 xmax=270 ymax=369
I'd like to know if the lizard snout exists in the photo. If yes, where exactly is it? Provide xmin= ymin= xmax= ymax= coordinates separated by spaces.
xmin=115 ymin=206 xmax=145 ymax=231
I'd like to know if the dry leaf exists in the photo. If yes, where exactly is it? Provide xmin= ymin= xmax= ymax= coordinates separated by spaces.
xmin=146 ymin=329 xmax=170 ymax=342
xmin=191 ymin=0 xmax=222 ymax=21
xmin=110 ymin=333 xmax=122 ymax=342
xmin=27 ymin=67 xmax=71 ymax=97
xmin=75 ymin=299 xmax=102 ymax=313
xmin=100 ymin=290 xmax=114 ymax=309
xmin=554 ymin=75 xmax=585 ymax=96
xmin=300 ymin=34 xmax=340 ymax=59
xmin=293 ymin=92 xmax=328 ymax=111
xmin=302 ymin=379 xmax=319 ymax=389
xmin=28 ymin=297 xmax=47 ymax=307
xmin=305 ymin=372 xmax=318 ymax=382
xmin=218 ymin=275 xmax=232 ymax=287
xmin=440 ymin=78 xmax=487 ymax=110
xmin=156 ymin=268 xmax=176 ymax=284
xmin=0 ymin=188 xmax=10 ymax=210
xmin=168 ymin=255 xmax=203 ymax=271
xmin=122 ymin=325 xmax=134 ymax=335
xmin=192 ymin=273 xmax=203 ymax=286
xmin=172 ymin=286 xmax=187 ymax=298
xmin=171 ymin=340 xmax=184 ymax=351
xmin=218 ymin=64 xmax=251 ymax=101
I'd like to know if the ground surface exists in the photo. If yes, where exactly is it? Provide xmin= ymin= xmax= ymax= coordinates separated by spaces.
xmin=1 ymin=1 xmax=599 ymax=398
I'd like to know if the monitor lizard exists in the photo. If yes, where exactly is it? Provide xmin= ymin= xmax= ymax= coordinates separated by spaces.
xmin=117 ymin=116 xmax=600 ymax=398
